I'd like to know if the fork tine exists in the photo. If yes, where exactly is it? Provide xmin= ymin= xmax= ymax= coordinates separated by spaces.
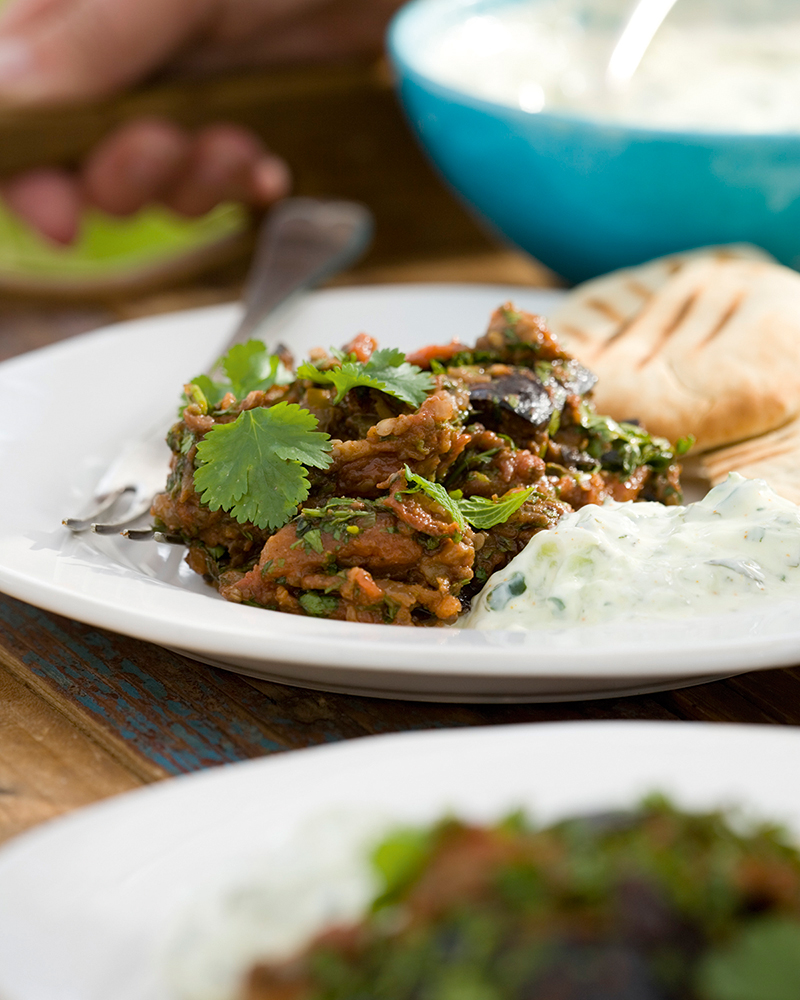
xmin=122 ymin=527 xmax=184 ymax=544
xmin=62 ymin=486 xmax=136 ymax=532
xmin=91 ymin=494 xmax=157 ymax=533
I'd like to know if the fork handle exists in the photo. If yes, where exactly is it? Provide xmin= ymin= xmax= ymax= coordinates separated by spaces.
xmin=218 ymin=197 xmax=374 ymax=357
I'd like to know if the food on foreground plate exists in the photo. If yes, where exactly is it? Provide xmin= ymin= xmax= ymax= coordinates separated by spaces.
xmin=240 ymin=799 xmax=800 ymax=1000
xmin=151 ymin=305 xmax=683 ymax=626
xmin=465 ymin=473 xmax=800 ymax=630
xmin=549 ymin=248 xmax=800 ymax=454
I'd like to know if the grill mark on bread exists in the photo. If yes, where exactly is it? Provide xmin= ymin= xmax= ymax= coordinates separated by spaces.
xmin=559 ymin=323 xmax=592 ymax=342
xmin=627 ymin=280 xmax=653 ymax=300
xmin=586 ymin=297 xmax=625 ymax=323
xmin=699 ymin=292 xmax=745 ymax=349
xmin=637 ymin=290 xmax=700 ymax=369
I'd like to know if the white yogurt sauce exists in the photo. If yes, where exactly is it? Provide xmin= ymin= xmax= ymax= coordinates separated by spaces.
xmin=421 ymin=2 xmax=800 ymax=132
xmin=463 ymin=474 xmax=800 ymax=630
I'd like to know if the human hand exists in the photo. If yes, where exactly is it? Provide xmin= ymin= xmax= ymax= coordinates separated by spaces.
xmin=0 ymin=0 xmax=401 ymax=242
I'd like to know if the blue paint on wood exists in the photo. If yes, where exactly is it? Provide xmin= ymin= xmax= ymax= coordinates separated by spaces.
xmin=0 ymin=598 xmax=286 ymax=775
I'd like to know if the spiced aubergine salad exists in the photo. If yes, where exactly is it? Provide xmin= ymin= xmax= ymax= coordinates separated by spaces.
xmin=152 ymin=305 xmax=689 ymax=625
xmin=242 ymin=798 xmax=800 ymax=1000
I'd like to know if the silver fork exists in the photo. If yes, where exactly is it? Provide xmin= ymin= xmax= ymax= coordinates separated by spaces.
xmin=62 ymin=197 xmax=374 ymax=539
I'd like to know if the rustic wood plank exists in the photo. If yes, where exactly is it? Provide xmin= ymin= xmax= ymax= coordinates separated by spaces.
xmin=658 ymin=671 xmax=800 ymax=725
xmin=0 ymin=595 xmax=295 ymax=774
xmin=0 ymin=659 xmax=149 ymax=845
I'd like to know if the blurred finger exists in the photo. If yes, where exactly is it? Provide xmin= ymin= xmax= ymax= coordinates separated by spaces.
xmin=3 ymin=166 xmax=82 ymax=243
xmin=81 ymin=118 xmax=191 ymax=216
xmin=0 ymin=0 xmax=69 ymax=34
xmin=162 ymin=124 xmax=290 ymax=216
xmin=0 ymin=0 xmax=214 ymax=103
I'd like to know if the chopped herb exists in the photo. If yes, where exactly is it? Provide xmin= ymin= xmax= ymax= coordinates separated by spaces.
xmin=297 ymin=347 xmax=434 ymax=407
xmin=578 ymin=404 xmax=676 ymax=475
xmin=486 ymin=571 xmax=527 ymax=611
xmin=298 ymin=592 xmax=340 ymax=617
xmin=193 ymin=401 xmax=332 ymax=531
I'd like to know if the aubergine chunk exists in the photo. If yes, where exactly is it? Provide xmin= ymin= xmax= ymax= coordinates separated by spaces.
xmin=469 ymin=372 xmax=556 ymax=429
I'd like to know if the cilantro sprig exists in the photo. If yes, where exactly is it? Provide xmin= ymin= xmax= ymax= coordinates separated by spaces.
xmin=402 ymin=466 xmax=536 ymax=531
xmin=182 ymin=340 xmax=292 ymax=413
xmin=194 ymin=402 xmax=332 ymax=530
xmin=297 ymin=347 xmax=434 ymax=407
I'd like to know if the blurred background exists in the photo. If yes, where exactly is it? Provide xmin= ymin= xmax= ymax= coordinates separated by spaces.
xmin=0 ymin=17 xmax=553 ymax=363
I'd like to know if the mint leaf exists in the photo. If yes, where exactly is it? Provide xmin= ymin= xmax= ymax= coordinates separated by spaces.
xmin=457 ymin=487 xmax=537 ymax=529
xmin=403 ymin=465 xmax=467 ymax=531
xmin=297 ymin=349 xmax=434 ymax=407
xmin=697 ymin=918 xmax=800 ymax=1000
xmin=193 ymin=401 xmax=332 ymax=530
xmin=404 ymin=469 xmax=536 ymax=531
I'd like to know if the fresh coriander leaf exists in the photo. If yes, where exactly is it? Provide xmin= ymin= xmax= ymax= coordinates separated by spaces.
xmin=297 ymin=349 xmax=434 ymax=407
xmin=403 ymin=465 xmax=467 ymax=531
xmin=181 ymin=341 xmax=292 ymax=415
xmin=222 ymin=340 xmax=292 ymax=398
xmin=457 ymin=487 xmax=537 ymax=529
xmin=193 ymin=401 xmax=332 ymax=531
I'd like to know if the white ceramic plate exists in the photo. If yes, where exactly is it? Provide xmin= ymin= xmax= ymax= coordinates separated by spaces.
xmin=0 ymin=721 xmax=799 ymax=1000
xmin=1 ymin=283 xmax=799 ymax=702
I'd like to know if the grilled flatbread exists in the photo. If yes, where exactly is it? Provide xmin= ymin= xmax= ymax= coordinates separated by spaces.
xmin=686 ymin=418 xmax=800 ymax=505
xmin=548 ymin=246 xmax=800 ymax=453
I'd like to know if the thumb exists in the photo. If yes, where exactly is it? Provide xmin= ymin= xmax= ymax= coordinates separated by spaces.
xmin=0 ymin=0 xmax=216 ymax=104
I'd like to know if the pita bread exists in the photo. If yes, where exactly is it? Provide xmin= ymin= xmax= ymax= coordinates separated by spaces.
xmin=548 ymin=246 xmax=800 ymax=453
xmin=685 ymin=417 xmax=800 ymax=505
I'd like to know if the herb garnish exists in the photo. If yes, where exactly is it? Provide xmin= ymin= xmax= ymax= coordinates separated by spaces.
xmin=578 ymin=404 xmax=676 ymax=475
xmin=193 ymin=401 xmax=332 ymax=530
xmin=297 ymin=347 xmax=434 ymax=407
xmin=182 ymin=340 xmax=292 ymax=413
xmin=402 ymin=466 xmax=536 ymax=531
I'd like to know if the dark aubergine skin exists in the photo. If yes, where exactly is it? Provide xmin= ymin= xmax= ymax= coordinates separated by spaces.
xmin=469 ymin=361 xmax=597 ymax=429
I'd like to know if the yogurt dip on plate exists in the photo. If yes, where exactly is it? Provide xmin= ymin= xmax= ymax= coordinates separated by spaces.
xmin=464 ymin=474 xmax=800 ymax=629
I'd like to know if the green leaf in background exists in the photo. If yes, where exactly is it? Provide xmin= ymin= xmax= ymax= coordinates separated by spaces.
xmin=697 ymin=918 xmax=800 ymax=1000
xmin=0 ymin=200 xmax=247 ymax=281
xmin=371 ymin=826 xmax=435 ymax=911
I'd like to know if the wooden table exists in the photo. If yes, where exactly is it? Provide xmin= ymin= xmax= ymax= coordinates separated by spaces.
xmin=2 ymin=60 xmax=800 ymax=848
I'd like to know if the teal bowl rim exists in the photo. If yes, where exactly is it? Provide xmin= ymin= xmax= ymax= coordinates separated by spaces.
xmin=387 ymin=0 xmax=800 ymax=145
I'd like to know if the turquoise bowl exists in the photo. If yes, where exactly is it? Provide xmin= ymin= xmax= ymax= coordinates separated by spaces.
xmin=387 ymin=0 xmax=800 ymax=283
